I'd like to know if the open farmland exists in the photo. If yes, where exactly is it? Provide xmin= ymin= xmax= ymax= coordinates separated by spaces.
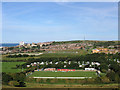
xmin=30 ymin=71 xmax=97 ymax=77
xmin=2 ymin=62 xmax=26 ymax=73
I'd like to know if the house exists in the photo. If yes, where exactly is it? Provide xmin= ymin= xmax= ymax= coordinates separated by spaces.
xmin=55 ymin=62 xmax=58 ymax=64
xmin=79 ymin=65 xmax=82 ymax=67
xmin=92 ymin=49 xmax=99 ymax=53
xmin=40 ymin=62 xmax=44 ymax=65
xmin=64 ymin=65 xmax=66 ymax=67
xmin=49 ymin=61 xmax=52 ymax=64
xmin=19 ymin=41 xmax=25 ymax=46
xmin=27 ymin=65 xmax=30 ymax=67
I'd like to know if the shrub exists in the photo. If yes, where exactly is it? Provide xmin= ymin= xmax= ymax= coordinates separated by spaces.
xmin=106 ymin=70 xmax=115 ymax=82
xmin=2 ymin=72 xmax=13 ymax=85
xmin=69 ymin=79 xmax=75 ymax=84
xmin=115 ymin=74 xmax=120 ymax=83
xmin=86 ymin=78 xmax=95 ymax=84
xmin=36 ymin=78 xmax=43 ymax=83
xmin=77 ymin=79 xmax=86 ymax=84
xmin=50 ymin=79 xmax=57 ymax=83
xmin=94 ymin=77 xmax=101 ymax=83
xmin=19 ymin=81 xmax=26 ymax=87
xmin=8 ymin=81 xmax=19 ymax=86
xmin=101 ymin=69 xmax=107 ymax=73
xmin=65 ymin=79 xmax=70 ymax=84
xmin=101 ymin=76 xmax=110 ymax=83
xmin=42 ymin=79 xmax=47 ymax=83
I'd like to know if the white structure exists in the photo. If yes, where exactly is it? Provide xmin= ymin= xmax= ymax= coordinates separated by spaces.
xmin=64 ymin=61 xmax=67 ymax=63
xmin=37 ymin=62 xmax=40 ymax=64
xmin=95 ymin=62 xmax=100 ymax=66
xmin=79 ymin=65 xmax=82 ymax=67
xmin=40 ymin=62 xmax=44 ymax=65
xmin=64 ymin=65 xmax=66 ymax=67
xmin=31 ymin=44 xmax=37 ymax=47
xmin=19 ymin=41 xmax=25 ymax=46
xmin=55 ymin=62 xmax=58 ymax=64
xmin=68 ymin=61 xmax=71 ymax=64
xmin=27 ymin=65 xmax=30 ymax=67
xmin=34 ymin=62 xmax=37 ymax=65
xmin=85 ymin=68 xmax=96 ymax=71
xmin=98 ymin=70 xmax=101 ymax=74
xmin=49 ymin=62 xmax=52 ymax=64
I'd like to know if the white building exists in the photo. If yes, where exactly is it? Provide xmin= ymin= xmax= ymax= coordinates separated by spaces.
xmin=40 ymin=62 xmax=44 ymax=65
xmin=79 ymin=65 xmax=82 ymax=67
xmin=49 ymin=61 xmax=52 ymax=64
xmin=27 ymin=65 xmax=30 ymax=67
xmin=19 ymin=41 xmax=25 ymax=46
xmin=64 ymin=65 xmax=66 ymax=67
xmin=55 ymin=62 xmax=58 ymax=64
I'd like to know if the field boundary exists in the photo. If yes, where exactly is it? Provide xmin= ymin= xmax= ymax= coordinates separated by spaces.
xmin=33 ymin=77 xmax=92 ymax=79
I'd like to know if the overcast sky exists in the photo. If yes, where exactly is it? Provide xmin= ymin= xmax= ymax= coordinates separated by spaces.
xmin=2 ymin=2 xmax=118 ymax=43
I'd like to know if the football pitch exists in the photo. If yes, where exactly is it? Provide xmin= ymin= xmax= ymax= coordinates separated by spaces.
xmin=30 ymin=71 xmax=97 ymax=77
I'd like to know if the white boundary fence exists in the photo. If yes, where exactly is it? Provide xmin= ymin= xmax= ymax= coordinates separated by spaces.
xmin=33 ymin=77 xmax=92 ymax=79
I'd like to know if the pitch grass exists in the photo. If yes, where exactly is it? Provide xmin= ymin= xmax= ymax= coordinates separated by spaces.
xmin=2 ymin=62 xmax=26 ymax=73
xmin=30 ymin=71 xmax=97 ymax=77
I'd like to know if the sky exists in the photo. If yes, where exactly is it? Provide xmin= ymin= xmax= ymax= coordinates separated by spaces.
xmin=2 ymin=2 xmax=118 ymax=43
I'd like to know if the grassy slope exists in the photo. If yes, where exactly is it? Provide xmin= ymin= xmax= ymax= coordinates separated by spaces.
xmin=30 ymin=71 xmax=96 ymax=77
xmin=2 ymin=62 xmax=26 ymax=73
xmin=2 ymin=83 xmax=119 ymax=88
xmin=2 ymin=49 xmax=88 ymax=61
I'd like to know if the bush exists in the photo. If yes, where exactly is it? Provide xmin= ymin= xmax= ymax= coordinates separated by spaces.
xmin=69 ymin=79 xmax=75 ymax=83
xmin=18 ymin=81 xmax=26 ymax=87
xmin=94 ymin=77 xmax=101 ymax=83
xmin=115 ymin=74 xmax=120 ymax=83
xmin=86 ymin=78 xmax=95 ymax=84
xmin=8 ymin=81 xmax=19 ymax=86
xmin=36 ymin=78 xmax=43 ymax=83
xmin=77 ymin=79 xmax=86 ymax=84
xmin=50 ymin=79 xmax=57 ymax=83
xmin=106 ymin=70 xmax=116 ymax=82
xmin=25 ymin=77 xmax=36 ymax=82
xmin=42 ymin=79 xmax=47 ymax=83
xmin=65 ymin=79 xmax=70 ymax=84
xmin=2 ymin=73 xmax=13 ymax=85
xmin=101 ymin=69 xmax=107 ymax=73
xmin=101 ymin=76 xmax=110 ymax=83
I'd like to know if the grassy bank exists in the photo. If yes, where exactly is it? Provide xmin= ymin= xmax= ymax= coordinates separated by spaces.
xmin=2 ymin=83 xmax=119 ymax=88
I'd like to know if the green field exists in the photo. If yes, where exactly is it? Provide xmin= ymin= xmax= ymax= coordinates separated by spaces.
xmin=2 ymin=55 xmax=40 ymax=61
xmin=2 ymin=62 xmax=26 ymax=73
xmin=2 ymin=49 xmax=89 ymax=61
xmin=30 ymin=71 xmax=97 ymax=77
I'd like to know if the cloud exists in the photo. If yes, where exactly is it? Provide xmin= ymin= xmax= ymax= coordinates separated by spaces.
xmin=55 ymin=2 xmax=117 ymax=18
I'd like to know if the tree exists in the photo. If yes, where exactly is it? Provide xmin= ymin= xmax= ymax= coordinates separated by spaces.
xmin=12 ymin=73 xmax=26 ymax=82
xmin=2 ymin=73 xmax=13 ymax=85
xmin=106 ymin=70 xmax=116 ymax=82
xmin=100 ymin=63 xmax=108 ymax=73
